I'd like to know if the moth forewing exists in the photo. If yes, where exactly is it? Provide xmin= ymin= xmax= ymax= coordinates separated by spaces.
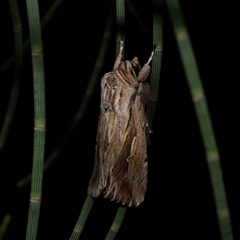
xmin=88 ymin=41 xmax=154 ymax=207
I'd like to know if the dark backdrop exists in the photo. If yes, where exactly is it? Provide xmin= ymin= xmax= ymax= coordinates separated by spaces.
xmin=0 ymin=1 xmax=238 ymax=239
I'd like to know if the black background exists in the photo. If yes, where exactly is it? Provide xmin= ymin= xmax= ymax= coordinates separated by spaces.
xmin=0 ymin=1 xmax=238 ymax=239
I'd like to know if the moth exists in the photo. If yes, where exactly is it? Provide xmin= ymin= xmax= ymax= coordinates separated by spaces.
xmin=88 ymin=41 xmax=154 ymax=207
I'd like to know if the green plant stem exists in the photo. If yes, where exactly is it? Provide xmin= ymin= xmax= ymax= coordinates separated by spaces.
xmin=25 ymin=0 xmax=46 ymax=239
xmin=0 ymin=214 xmax=11 ymax=240
xmin=115 ymin=0 xmax=125 ymax=55
xmin=105 ymin=207 xmax=127 ymax=240
xmin=165 ymin=1 xmax=233 ymax=239
xmin=0 ymin=0 xmax=22 ymax=153
xmin=69 ymin=196 xmax=94 ymax=240
xmin=0 ymin=0 xmax=62 ymax=75
xmin=146 ymin=0 xmax=163 ymax=128
xmin=17 ymin=3 xmax=114 ymax=187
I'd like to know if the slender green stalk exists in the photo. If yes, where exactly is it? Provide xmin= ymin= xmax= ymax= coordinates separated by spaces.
xmin=0 ymin=0 xmax=22 ymax=153
xmin=17 ymin=3 xmax=114 ymax=187
xmin=69 ymin=196 xmax=94 ymax=240
xmin=25 ymin=0 xmax=46 ymax=239
xmin=0 ymin=214 xmax=11 ymax=240
xmin=0 ymin=0 xmax=62 ymax=75
xmin=104 ymin=207 xmax=127 ymax=240
xmin=115 ymin=0 xmax=125 ymax=55
xmin=146 ymin=0 xmax=163 ymax=128
xmin=165 ymin=1 xmax=233 ymax=239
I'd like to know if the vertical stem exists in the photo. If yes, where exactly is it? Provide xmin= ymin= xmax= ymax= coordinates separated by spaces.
xmin=115 ymin=0 xmax=125 ymax=56
xmin=69 ymin=196 xmax=94 ymax=240
xmin=25 ymin=0 xmax=46 ymax=239
xmin=105 ymin=207 xmax=127 ymax=240
xmin=146 ymin=0 xmax=163 ymax=128
xmin=165 ymin=1 xmax=233 ymax=239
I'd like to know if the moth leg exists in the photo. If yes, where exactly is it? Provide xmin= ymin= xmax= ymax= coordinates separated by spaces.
xmin=146 ymin=121 xmax=152 ymax=133
xmin=138 ymin=50 xmax=155 ymax=82
xmin=113 ymin=40 xmax=124 ymax=70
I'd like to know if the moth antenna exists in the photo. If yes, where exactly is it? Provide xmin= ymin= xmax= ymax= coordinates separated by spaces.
xmin=113 ymin=40 xmax=124 ymax=70
xmin=146 ymin=50 xmax=155 ymax=66
xmin=119 ymin=40 xmax=124 ymax=57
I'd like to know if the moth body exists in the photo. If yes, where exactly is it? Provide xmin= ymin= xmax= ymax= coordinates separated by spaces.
xmin=88 ymin=41 xmax=154 ymax=207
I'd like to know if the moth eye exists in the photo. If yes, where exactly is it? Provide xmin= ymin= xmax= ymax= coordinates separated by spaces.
xmin=123 ymin=60 xmax=133 ymax=72
xmin=131 ymin=57 xmax=140 ymax=69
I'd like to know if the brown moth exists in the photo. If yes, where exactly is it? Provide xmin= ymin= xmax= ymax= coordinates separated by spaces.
xmin=88 ymin=41 xmax=154 ymax=207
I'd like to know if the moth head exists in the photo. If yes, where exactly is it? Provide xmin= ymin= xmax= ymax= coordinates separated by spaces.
xmin=119 ymin=57 xmax=141 ymax=79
